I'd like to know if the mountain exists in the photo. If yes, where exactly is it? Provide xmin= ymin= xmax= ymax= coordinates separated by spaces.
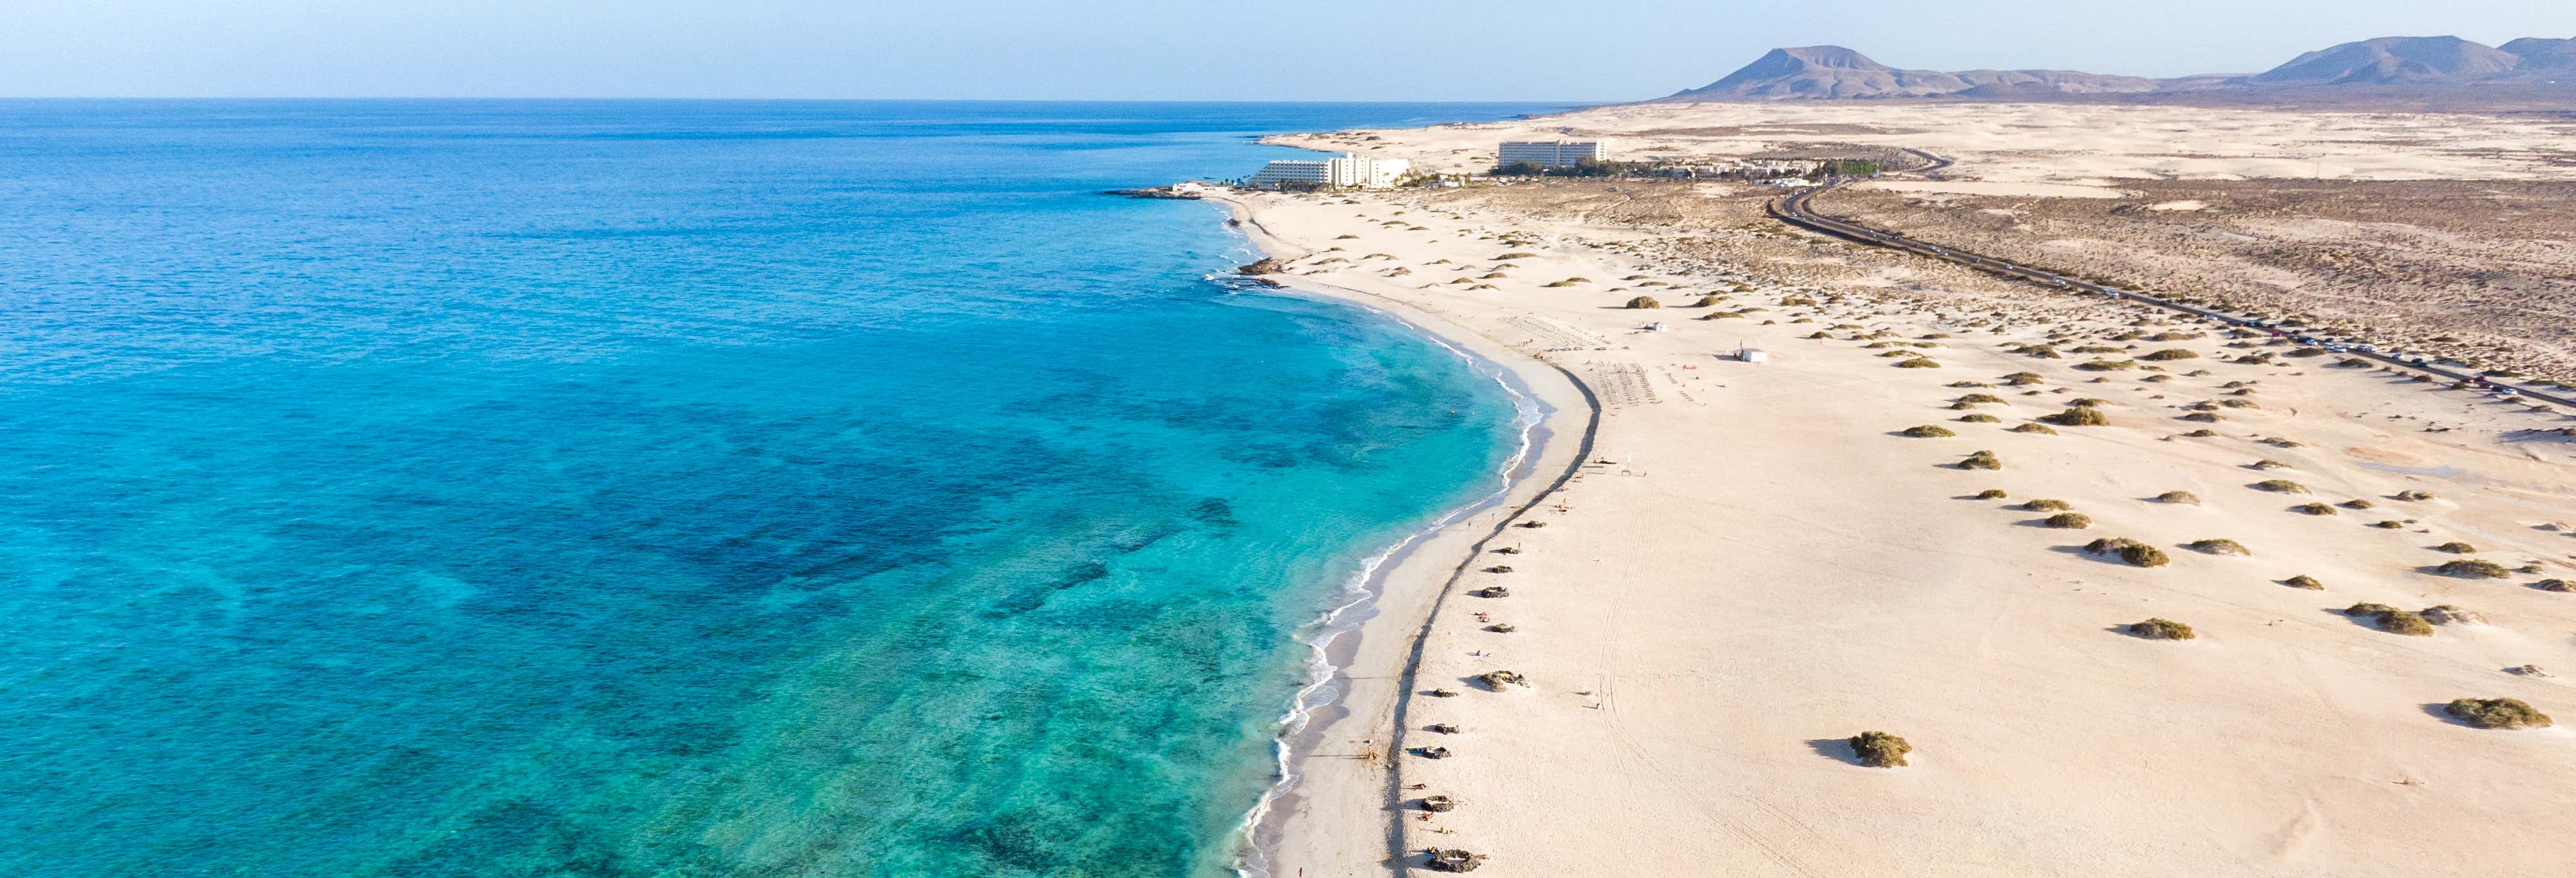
xmin=2499 ymin=37 xmax=2576 ymax=74
xmin=2251 ymin=36 xmax=2519 ymax=85
xmin=1663 ymin=46 xmax=2159 ymax=101
xmin=1658 ymin=36 xmax=2576 ymax=103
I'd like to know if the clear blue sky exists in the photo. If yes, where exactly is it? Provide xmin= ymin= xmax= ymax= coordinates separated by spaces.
xmin=5 ymin=1 xmax=2572 ymax=100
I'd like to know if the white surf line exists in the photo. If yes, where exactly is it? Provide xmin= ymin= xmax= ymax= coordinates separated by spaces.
xmin=1230 ymin=304 xmax=1547 ymax=878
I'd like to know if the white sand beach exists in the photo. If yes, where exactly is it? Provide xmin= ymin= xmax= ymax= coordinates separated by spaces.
xmin=1221 ymin=105 xmax=2576 ymax=877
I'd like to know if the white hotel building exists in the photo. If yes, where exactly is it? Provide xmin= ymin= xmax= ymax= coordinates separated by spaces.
xmin=1247 ymin=153 xmax=1411 ymax=190
xmin=1498 ymin=140 xmax=1609 ymax=168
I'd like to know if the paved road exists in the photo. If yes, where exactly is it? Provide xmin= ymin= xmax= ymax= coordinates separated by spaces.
xmin=1767 ymin=155 xmax=2576 ymax=415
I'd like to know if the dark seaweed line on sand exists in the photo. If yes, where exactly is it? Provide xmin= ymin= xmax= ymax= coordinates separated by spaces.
xmin=1382 ymin=362 xmax=1601 ymax=875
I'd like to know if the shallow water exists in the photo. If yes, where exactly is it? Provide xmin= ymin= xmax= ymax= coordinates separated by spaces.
xmin=0 ymin=99 xmax=1557 ymax=877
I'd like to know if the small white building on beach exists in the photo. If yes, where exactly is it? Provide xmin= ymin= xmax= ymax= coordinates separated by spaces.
xmin=1247 ymin=154 xmax=1411 ymax=190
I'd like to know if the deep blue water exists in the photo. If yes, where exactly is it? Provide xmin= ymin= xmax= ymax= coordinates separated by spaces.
xmin=0 ymin=100 xmax=1556 ymax=877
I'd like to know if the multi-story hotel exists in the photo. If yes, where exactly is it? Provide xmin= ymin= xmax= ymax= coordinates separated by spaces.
xmin=1498 ymin=140 xmax=1609 ymax=168
xmin=1247 ymin=154 xmax=1411 ymax=189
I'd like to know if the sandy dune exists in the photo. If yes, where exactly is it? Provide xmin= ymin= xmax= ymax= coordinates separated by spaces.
xmin=1278 ymin=102 xmax=2576 ymax=183
xmin=1216 ymin=149 xmax=2576 ymax=875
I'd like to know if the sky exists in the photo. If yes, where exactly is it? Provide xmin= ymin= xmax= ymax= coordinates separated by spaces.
xmin=4 ymin=1 xmax=2573 ymax=101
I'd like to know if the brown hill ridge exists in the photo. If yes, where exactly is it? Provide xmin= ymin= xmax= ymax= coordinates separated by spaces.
xmin=1661 ymin=35 xmax=2576 ymax=102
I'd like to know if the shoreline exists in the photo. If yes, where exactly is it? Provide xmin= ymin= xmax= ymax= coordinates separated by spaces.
xmin=1195 ymin=146 xmax=2576 ymax=875
xmin=1207 ymin=194 xmax=1598 ymax=877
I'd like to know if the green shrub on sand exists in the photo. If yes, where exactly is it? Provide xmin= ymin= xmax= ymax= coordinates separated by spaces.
xmin=2435 ymin=559 xmax=2512 ymax=579
xmin=2086 ymin=537 xmax=2169 ymax=567
xmin=2395 ymin=490 xmax=2435 ymax=501
xmin=2434 ymin=541 xmax=2475 ymax=554
xmin=2283 ymin=575 xmax=2324 ymax=590
xmin=2023 ymin=499 xmax=2074 ymax=512
xmin=2374 ymin=610 xmax=2435 ymax=636
xmin=1902 ymin=424 xmax=1957 ymax=438
xmin=2142 ymin=349 xmax=2200 ymax=361
xmin=2012 ymin=423 xmax=2059 ymax=434
xmin=2188 ymin=538 xmax=2251 ymax=555
xmin=1625 ymin=295 xmax=1662 ymax=309
xmin=2251 ymin=480 xmax=2308 ymax=494
xmin=1896 ymin=357 xmax=1941 ymax=368
xmin=1974 ymin=489 xmax=2008 ymax=499
xmin=2044 ymin=512 xmax=2093 ymax=528
xmin=2002 ymin=372 xmax=2044 ymax=385
xmin=1958 ymin=414 xmax=2002 ymax=423
xmin=2445 ymin=698 xmax=2551 ymax=730
xmin=1849 ymin=731 xmax=1912 ymax=767
xmin=2291 ymin=503 xmax=2337 ymax=515
xmin=2156 ymin=491 xmax=2200 ymax=504
xmin=2040 ymin=408 xmax=2109 ymax=426
xmin=2128 ymin=618 xmax=2195 ymax=640
xmin=1958 ymin=450 xmax=2001 ymax=470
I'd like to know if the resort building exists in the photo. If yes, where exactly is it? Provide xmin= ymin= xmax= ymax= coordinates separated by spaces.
xmin=1498 ymin=140 xmax=1609 ymax=168
xmin=1247 ymin=154 xmax=1411 ymax=190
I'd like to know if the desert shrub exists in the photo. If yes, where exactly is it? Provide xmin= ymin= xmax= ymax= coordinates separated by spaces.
xmin=2339 ymin=499 xmax=2374 ymax=510
xmin=1895 ymin=358 xmax=1941 ymax=368
xmin=2433 ymin=541 xmax=2476 ymax=554
xmin=2286 ymin=346 xmax=2328 ymax=357
xmin=1805 ymin=331 xmax=1832 ymax=339
xmin=2071 ymin=345 xmax=2122 ymax=354
xmin=1849 ymin=731 xmax=1912 ymax=768
xmin=2291 ymin=503 xmax=2336 ymax=515
xmin=1958 ymin=414 xmax=2001 ymax=423
xmin=2395 ymin=490 xmax=2435 ymax=501
xmin=1975 ymin=489 xmax=2007 ymax=499
xmin=2249 ymin=459 xmax=2290 ymax=470
xmin=1625 ymin=295 xmax=1662 ymax=309
xmin=2179 ymin=412 xmax=2222 ymax=423
xmin=2156 ymin=491 xmax=2200 ymax=504
xmin=2142 ymin=348 xmax=2200 ymax=361
xmin=2182 ymin=429 xmax=2218 ymax=437
xmin=2024 ymin=499 xmax=2074 ymax=512
xmin=2219 ymin=398 xmax=2260 ymax=409
xmin=2420 ymin=605 xmax=2484 ymax=626
xmin=2188 ymin=538 xmax=2251 ymax=555
xmin=2128 ymin=618 xmax=2195 ymax=640
xmin=1958 ymin=450 xmax=2001 ymax=470
xmin=2435 ymin=559 xmax=2511 ymax=579
xmin=2532 ymin=579 xmax=2571 ymax=592
xmin=2068 ymin=398 xmax=2110 ymax=407
xmin=2375 ymin=610 xmax=2435 ymax=636
xmin=1476 ymin=670 xmax=1529 ymax=689
xmin=2001 ymin=372 xmax=2044 ymax=385
xmin=2370 ymin=520 xmax=2404 ymax=529
xmin=2344 ymin=602 xmax=2398 ymax=617
xmin=2044 ymin=512 xmax=2093 ymax=529
xmin=1902 ymin=424 xmax=1957 ymax=438
xmin=2040 ymin=408 xmax=2109 ymax=426
xmin=2074 ymin=359 xmax=2139 ymax=371
xmin=1957 ymin=394 xmax=2004 ymax=404
xmin=1697 ymin=295 xmax=1727 ymax=306
xmin=2012 ymin=423 xmax=2059 ymax=435
xmin=2251 ymin=480 xmax=2308 ymax=494
xmin=2333 ymin=357 xmax=2372 ymax=368
xmin=2284 ymin=575 xmax=2324 ymax=590
xmin=1780 ymin=296 xmax=1817 ymax=306
xmin=2086 ymin=537 xmax=2169 ymax=567
xmin=2445 ymin=698 xmax=2552 ymax=730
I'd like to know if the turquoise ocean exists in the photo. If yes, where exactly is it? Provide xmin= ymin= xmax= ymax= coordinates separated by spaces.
xmin=0 ymin=101 xmax=1560 ymax=877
